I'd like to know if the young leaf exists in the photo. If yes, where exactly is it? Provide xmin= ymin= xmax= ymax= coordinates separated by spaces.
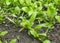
xmin=28 ymin=10 xmax=33 ymax=16
xmin=6 ymin=0 xmax=11 ymax=5
xmin=10 ymin=39 xmax=17 ymax=43
xmin=29 ymin=29 xmax=38 ymax=38
xmin=54 ymin=0 xmax=59 ymax=5
xmin=20 ymin=17 xmax=27 ymax=27
xmin=29 ymin=12 xmax=37 ymax=26
xmin=19 ymin=0 xmax=24 ymax=5
xmin=22 ymin=7 xmax=29 ymax=13
xmin=38 ymin=33 xmax=46 ymax=40
xmin=0 ymin=31 xmax=8 ymax=37
xmin=55 ymin=16 xmax=60 ymax=23
xmin=25 ymin=0 xmax=31 ymax=5
xmin=15 ymin=6 xmax=20 ymax=14
xmin=39 ymin=33 xmax=46 ymax=37
xmin=47 ymin=3 xmax=57 ymax=18
xmin=43 ymin=40 xmax=51 ymax=43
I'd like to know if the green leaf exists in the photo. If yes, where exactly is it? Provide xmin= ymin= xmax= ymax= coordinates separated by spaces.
xmin=47 ymin=3 xmax=57 ymax=18
xmin=29 ymin=12 xmax=37 ymax=26
xmin=29 ymin=29 xmax=38 ymax=38
xmin=35 ymin=25 xmax=42 ymax=31
xmin=47 ymin=0 xmax=51 ymax=2
xmin=20 ymin=17 xmax=27 ymax=27
xmin=39 ymin=33 xmax=46 ymax=37
xmin=25 ymin=0 xmax=31 ymax=5
xmin=0 ymin=40 xmax=2 ymax=43
xmin=54 ymin=0 xmax=59 ymax=5
xmin=0 ymin=31 xmax=8 ymax=37
xmin=43 ymin=40 xmax=51 ymax=43
xmin=10 ymin=39 xmax=17 ymax=43
xmin=28 ymin=10 xmax=33 ymax=16
xmin=15 ymin=6 xmax=20 ymax=14
xmin=39 ymin=33 xmax=46 ymax=40
xmin=6 ymin=0 xmax=11 ymax=5
xmin=22 ymin=7 xmax=29 ymax=13
xmin=40 ymin=23 xmax=53 ymax=29
xmin=19 ymin=0 xmax=24 ymax=5
xmin=55 ymin=16 xmax=60 ymax=23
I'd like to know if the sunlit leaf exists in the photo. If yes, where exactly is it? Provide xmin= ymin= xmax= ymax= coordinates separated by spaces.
xmin=29 ymin=12 xmax=37 ymax=25
xmin=10 ymin=39 xmax=17 ymax=43
xmin=15 ymin=6 xmax=20 ymax=14
xmin=0 ymin=31 xmax=8 ymax=37
xmin=43 ymin=40 xmax=51 ymax=43
xmin=29 ymin=29 xmax=38 ymax=37
xmin=6 ymin=0 xmax=11 ymax=5
xmin=19 ymin=0 xmax=24 ymax=5
xmin=47 ymin=3 xmax=57 ymax=18
xmin=55 ymin=16 xmax=60 ymax=23
xmin=22 ymin=7 xmax=29 ymax=13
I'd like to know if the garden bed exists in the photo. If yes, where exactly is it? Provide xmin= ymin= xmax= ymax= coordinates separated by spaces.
xmin=0 ymin=0 xmax=60 ymax=43
xmin=0 ymin=22 xmax=60 ymax=43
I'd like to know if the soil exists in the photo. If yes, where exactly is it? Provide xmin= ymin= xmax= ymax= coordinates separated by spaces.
xmin=0 ymin=21 xmax=60 ymax=43
xmin=48 ymin=23 xmax=60 ymax=43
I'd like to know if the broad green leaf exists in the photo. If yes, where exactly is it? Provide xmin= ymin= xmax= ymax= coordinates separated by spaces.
xmin=47 ymin=3 xmax=57 ymax=18
xmin=39 ymin=33 xmax=46 ymax=40
xmin=25 ymin=0 xmax=31 ymax=5
xmin=20 ymin=17 xmax=27 ymax=27
xmin=55 ymin=16 xmax=60 ymax=23
xmin=29 ymin=12 xmax=37 ymax=25
xmin=43 ymin=40 xmax=51 ymax=43
xmin=54 ymin=0 xmax=59 ymax=5
xmin=22 ymin=7 xmax=29 ymax=13
xmin=6 ymin=0 xmax=11 ymax=5
xmin=0 ymin=31 xmax=8 ymax=37
xmin=28 ymin=10 xmax=33 ymax=16
xmin=21 ymin=17 xmax=31 ymax=27
xmin=10 ymin=39 xmax=17 ymax=43
xmin=19 ymin=0 xmax=24 ymax=5
xmin=0 ymin=40 xmax=2 ymax=43
xmin=29 ymin=29 xmax=38 ymax=37
xmin=15 ymin=6 xmax=20 ymax=14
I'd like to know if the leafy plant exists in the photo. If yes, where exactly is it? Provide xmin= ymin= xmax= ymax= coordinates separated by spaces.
xmin=55 ymin=16 xmax=60 ymax=23
xmin=0 ymin=0 xmax=60 ymax=43
xmin=0 ymin=31 xmax=8 ymax=37
xmin=0 ymin=31 xmax=8 ymax=43
xmin=43 ymin=40 xmax=51 ymax=43
xmin=10 ymin=39 xmax=17 ymax=43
